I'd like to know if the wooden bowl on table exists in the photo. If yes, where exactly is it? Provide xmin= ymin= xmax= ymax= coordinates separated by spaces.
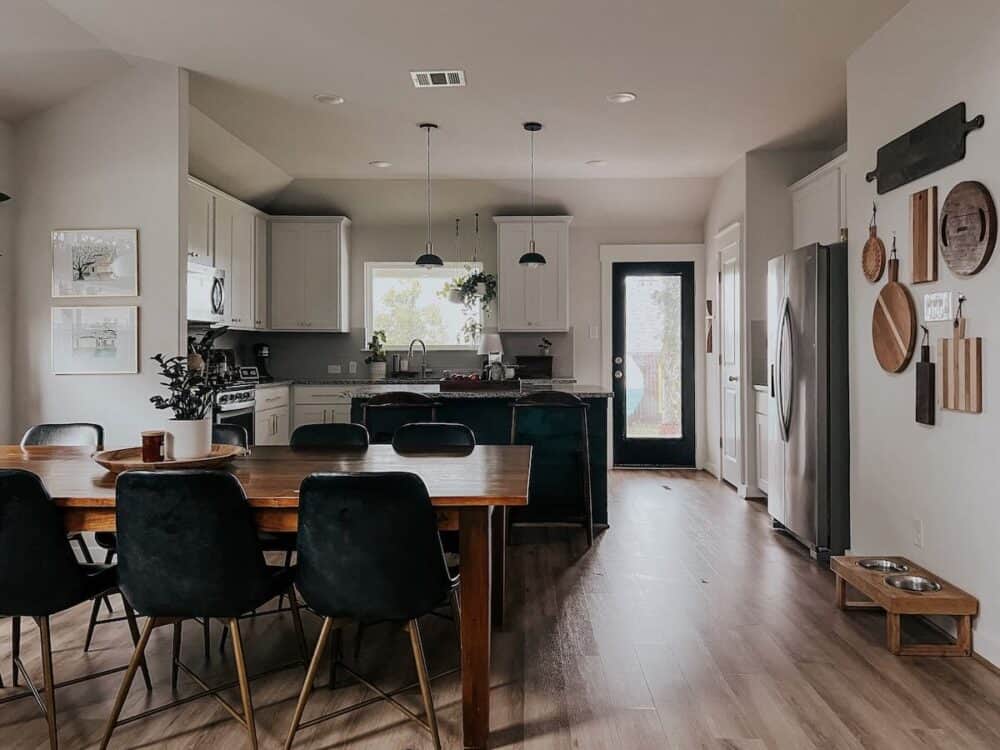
xmin=93 ymin=444 xmax=246 ymax=474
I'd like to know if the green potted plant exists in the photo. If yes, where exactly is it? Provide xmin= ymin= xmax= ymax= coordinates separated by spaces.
xmin=445 ymin=269 xmax=497 ymax=343
xmin=365 ymin=330 xmax=388 ymax=379
xmin=149 ymin=353 xmax=216 ymax=459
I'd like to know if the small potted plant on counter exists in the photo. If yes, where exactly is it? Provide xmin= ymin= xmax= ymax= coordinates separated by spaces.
xmin=538 ymin=337 xmax=553 ymax=356
xmin=150 ymin=353 xmax=216 ymax=459
xmin=366 ymin=330 xmax=388 ymax=379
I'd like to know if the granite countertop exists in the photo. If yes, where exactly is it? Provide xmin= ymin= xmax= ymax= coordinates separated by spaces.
xmin=292 ymin=377 xmax=578 ymax=386
xmin=349 ymin=383 xmax=612 ymax=399
xmin=255 ymin=380 xmax=294 ymax=389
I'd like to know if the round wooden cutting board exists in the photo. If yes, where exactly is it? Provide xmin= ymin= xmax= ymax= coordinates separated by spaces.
xmin=872 ymin=257 xmax=917 ymax=373
xmin=862 ymin=224 xmax=886 ymax=282
xmin=940 ymin=180 xmax=997 ymax=276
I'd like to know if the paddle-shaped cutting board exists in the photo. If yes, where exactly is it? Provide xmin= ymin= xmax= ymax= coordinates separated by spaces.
xmin=911 ymin=187 xmax=938 ymax=283
xmin=939 ymin=316 xmax=982 ymax=413
xmin=872 ymin=257 xmax=917 ymax=373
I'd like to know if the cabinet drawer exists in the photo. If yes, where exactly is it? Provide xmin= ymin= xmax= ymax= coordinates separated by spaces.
xmin=256 ymin=386 xmax=289 ymax=410
xmin=294 ymin=386 xmax=354 ymax=405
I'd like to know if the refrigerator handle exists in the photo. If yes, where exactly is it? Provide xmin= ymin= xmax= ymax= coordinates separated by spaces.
xmin=769 ymin=364 xmax=775 ymax=398
xmin=776 ymin=296 xmax=793 ymax=443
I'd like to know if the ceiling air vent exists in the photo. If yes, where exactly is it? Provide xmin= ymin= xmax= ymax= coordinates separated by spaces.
xmin=411 ymin=70 xmax=466 ymax=88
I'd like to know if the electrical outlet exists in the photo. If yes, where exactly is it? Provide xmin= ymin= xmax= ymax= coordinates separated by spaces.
xmin=913 ymin=518 xmax=924 ymax=548
xmin=327 ymin=364 xmax=342 ymax=374
xmin=589 ymin=325 xmax=599 ymax=340
xmin=348 ymin=361 xmax=358 ymax=374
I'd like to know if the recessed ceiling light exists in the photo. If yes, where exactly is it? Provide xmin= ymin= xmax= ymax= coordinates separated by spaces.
xmin=606 ymin=91 xmax=637 ymax=104
xmin=585 ymin=159 xmax=608 ymax=167
xmin=314 ymin=93 xmax=344 ymax=105
xmin=368 ymin=160 xmax=392 ymax=168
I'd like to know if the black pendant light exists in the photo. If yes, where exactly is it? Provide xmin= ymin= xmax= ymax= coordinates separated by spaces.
xmin=519 ymin=121 xmax=546 ymax=267
xmin=415 ymin=123 xmax=444 ymax=268
xmin=0 ymin=193 xmax=10 ymax=203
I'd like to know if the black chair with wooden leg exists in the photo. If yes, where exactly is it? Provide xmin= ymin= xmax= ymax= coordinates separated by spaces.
xmin=101 ymin=470 xmax=307 ymax=750
xmin=361 ymin=392 xmax=437 ymax=444
xmin=0 ymin=469 xmax=149 ymax=750
xmin=289 ymin=422 xmax=369 ymax=450
xmin=283 ymin=472 xmax=455 ymax=750
xmin=511 ymin=391 xmax=594 ymax=547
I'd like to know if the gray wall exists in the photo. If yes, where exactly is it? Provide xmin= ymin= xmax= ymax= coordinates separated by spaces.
xmin=12 ymin=61 xmax=188 ymax=448
xmin=847 ymin=0 xmax=1000 ymax=665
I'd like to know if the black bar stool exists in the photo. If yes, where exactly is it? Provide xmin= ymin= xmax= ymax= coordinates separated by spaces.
xmin=289 ymin=422 xmax=369 ymax=449
xmin=100 ymin=470 xmax=307 ymax=750
xmin=511 ymin=391 xmax=594 ymax=547
xmin=283 ymin=472 xmax=456 ymax=750
xmin=361 ymin=392 xmax=437 ymax=444
xmin=0 ymin=469 xmax=149 ymax=750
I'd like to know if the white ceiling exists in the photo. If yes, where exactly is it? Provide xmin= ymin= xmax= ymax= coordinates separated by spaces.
xmin=43 ymin=0 xmax=906 ymax=180
xmin=0 ymin=0 xmax=129 ymax=122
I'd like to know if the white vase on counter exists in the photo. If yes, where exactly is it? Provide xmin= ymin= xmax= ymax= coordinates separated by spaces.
xmin=369 ymin=361 xmax=387 ymax=380
xmin=168 ymin=416 xmax=213 ymax=460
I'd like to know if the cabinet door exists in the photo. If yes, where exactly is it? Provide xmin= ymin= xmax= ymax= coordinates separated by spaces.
xmin=792 ymin=166 xmax=842 ymax=248
xmin=228 ymin=206 xmax=255 ymax=328
xmin=755 ymin=410 xmax=768 ymax=493
xmin=187 ymin=181 xmax=214 ymax=265
xmin=293 ymin=404 xmax=327 ymax=431
xmin=526 ymin=222 xmax=568 ymax=330
xmin=270 ymin=222 xmax=306 ymax=330
xmin=254 ymin=216 xmax=269 ymax=329
xmin=302 ymin=224 xmax=340 ymax=330
xmin=497 ymin=224 xmax=531 ymax=330
xmin=329 ymin=405 xmax=351 ymax=424
xmin=254 ymin=409 xmax=275 ymax=446
xmin=272 ymin=407 xmax=290 ymax=445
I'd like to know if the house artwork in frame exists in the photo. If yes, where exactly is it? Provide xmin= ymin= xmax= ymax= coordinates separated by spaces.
xmin=52 ymin=228 xmax=138 ymax=297
xmin=51 ymin=306 xmax=138 ymax=374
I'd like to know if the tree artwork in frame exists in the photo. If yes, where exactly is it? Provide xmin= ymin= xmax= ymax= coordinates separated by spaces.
xmin=52 ymin=228 xmax=138 ymax=297
xmin=51 ymin=306 xmax=139 ymax=375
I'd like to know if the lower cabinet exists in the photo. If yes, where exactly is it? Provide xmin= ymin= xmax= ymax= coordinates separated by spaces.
xmin=754 ymin=388 xmax=769 ymax=495
xmin=292 ymin=386 xmax=353 ymax=431
xmin=255 ymin=385 xmax=290 ymax=446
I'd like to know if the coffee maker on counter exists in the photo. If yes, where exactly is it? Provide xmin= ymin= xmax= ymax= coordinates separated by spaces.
xmin=254 ymin=343 xmax=274 ymax=383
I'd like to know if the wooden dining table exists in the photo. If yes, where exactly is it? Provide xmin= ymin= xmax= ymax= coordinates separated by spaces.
xmin=0 ymin=443 xmax=531 ymax=750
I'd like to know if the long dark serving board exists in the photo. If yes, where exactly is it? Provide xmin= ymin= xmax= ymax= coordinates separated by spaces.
xmin=865 ymin=103 xmax=984 ymax=195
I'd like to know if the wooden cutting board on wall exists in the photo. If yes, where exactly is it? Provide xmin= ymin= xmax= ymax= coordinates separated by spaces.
xmin=872 ymin=257 xmax=917 ymax=373
xmin=911 ymin=187 xmax=938 ymax=283
xmin=939 ymin=317 xmax=983 ymax=413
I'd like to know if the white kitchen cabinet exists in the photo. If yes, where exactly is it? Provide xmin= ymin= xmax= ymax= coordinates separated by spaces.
xmin=292 ymin=386 xmax=354 ymax=431
xmin=790 ymin=153 xmax=847 ymax=248
xmin=254 ymin=215 xmax=269 ymax=329
xmin=494 ymin=216 xmax=571 ymax=332
xmin=255 ymin=385 xmax=290 ymax=446
xmin=754 ymin=387 xmax=769 ymax=494
xmin=270 ymin=217 xmax=350 ymax=332
xmin=187 ymin=180 xmax=214 ymax=265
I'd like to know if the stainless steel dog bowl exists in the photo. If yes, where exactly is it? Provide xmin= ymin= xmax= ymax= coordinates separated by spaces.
xmin=884 ymin=574 xmax=942 ymax=592
xmin=858 ymin=558 xmax=908 ymax=573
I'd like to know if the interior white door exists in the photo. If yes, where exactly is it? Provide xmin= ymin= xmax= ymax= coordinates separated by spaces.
xmin=718 ymin=224 xmax=743 ymax=487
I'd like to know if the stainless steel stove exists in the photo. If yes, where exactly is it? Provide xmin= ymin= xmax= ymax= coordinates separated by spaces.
xmin=214 ymin=381 xmax=256 ymax=444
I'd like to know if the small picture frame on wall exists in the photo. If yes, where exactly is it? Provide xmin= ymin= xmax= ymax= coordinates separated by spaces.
xmin=52 ymin=228 xmax=138 ymax=297
xmin=51 ymin=306 xmax=138 ymax=375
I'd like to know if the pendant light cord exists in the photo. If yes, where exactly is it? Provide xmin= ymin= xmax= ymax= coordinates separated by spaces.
xmin=425 ymin=125 xmax=432 ymax=251
xmin=529 ymin=129 xmax=535 ymax=249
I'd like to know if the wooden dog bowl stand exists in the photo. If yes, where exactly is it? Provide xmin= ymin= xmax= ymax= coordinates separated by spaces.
xmin=831 ymin=556 xmax=978 ymax=657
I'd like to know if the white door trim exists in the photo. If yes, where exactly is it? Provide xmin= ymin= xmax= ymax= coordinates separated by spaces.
xmin=599 ymin=243 xmax=705 ymax=469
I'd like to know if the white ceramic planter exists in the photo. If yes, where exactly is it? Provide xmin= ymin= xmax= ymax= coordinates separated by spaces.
xmin=369 ymin=361 xmax=387 ymax=380
xmin=447 ymin=288 xmax=464 ymax=304
xmin=168 ymin=416 xmax=213 ymax=460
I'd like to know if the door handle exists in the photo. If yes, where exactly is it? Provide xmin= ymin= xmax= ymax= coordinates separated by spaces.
xmin=776 ymin=296 xmax=793 ymax=442
xmin=614 ymin=356 xmax=623 ymax=365
xmin=613 ymin=370 xmax=623 ymax=379
xmin=728 ymin=375 xmax=739 ymax=382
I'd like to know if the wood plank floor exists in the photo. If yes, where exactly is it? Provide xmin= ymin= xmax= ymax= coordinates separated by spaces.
xmin=3 ymin=470 xmax=1000 ymax=748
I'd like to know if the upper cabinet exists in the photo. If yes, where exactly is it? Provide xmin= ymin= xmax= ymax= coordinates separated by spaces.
xmin=494 ymin=216 xmax=571 ymax=332
xmin=187 ymin=177 xmax=267 ymax=330
xmin=790 ymin=153 xmax=847 ymax=248
xmin=187 ymin=180 xmax=215 ymax=265
xmin=269 ymin=217 xmax=350 ymax=332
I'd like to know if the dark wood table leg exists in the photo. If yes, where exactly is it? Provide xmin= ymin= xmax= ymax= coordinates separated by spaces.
xmin=491 ymin=507 xmax=506 ymax=629
xmin=460 ymin=507 xmax=492 ymax=750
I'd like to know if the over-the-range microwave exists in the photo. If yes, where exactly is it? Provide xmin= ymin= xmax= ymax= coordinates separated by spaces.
xmin=187 ymin=262 xmax=225 ymax=324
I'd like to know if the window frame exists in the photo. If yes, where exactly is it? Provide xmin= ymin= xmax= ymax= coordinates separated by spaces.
xmin=363 ymin=260 xmax=484 ymax=351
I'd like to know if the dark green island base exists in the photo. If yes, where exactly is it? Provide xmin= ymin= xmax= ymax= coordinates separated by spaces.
xmin=350 ymin=384 xmax=611 ymax=526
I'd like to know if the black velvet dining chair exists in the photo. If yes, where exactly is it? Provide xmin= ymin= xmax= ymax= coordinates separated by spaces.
xmin=511 ymin=391 xmax=594 ymax=547
xmin=283 ymin=472 xmax=456 ymax=750
xmin=361 ymin=392 xmax=437 ymax=444
xmin=0 ymin=469 xmax=149 ymax=750
xmin=101 ymin=470 xmax=307 ymax=750
xmin=391 ymin=421 xmax=475 ymax=454
xmin=289 ymin=422 xmax=369 ymax=450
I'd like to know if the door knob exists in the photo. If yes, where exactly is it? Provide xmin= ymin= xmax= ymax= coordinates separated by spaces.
xmin=728 ymin=375 xmax=739 ymax=382
xmin=614 ymin=370 xmax=623 ymax=379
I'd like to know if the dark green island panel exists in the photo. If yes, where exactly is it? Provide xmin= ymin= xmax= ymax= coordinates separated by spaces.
xmin=350 ymin=385 xmax=611 ymax=526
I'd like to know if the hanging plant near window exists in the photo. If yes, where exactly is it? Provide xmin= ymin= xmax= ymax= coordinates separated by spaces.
xmin=444 ymin=269 xmax=497 ymax=310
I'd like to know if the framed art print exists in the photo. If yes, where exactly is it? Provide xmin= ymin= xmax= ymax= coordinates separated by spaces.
xmin=52 ymin=228 xmax=138 ymax=297
xmin=51 ymin=306 xmax=138 ymax=374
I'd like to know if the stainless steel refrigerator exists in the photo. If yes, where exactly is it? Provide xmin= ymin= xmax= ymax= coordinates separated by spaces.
xmin=766 ymin=242 xmax=849 ymax=559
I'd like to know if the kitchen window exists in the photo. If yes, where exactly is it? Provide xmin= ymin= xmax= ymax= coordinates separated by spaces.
xmin=364 ymin=262 xmax=483 ymax=349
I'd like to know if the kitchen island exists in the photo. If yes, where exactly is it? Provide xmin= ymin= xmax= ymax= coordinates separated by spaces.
xmin=350 ymin=383 xmax=611 ymax=525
